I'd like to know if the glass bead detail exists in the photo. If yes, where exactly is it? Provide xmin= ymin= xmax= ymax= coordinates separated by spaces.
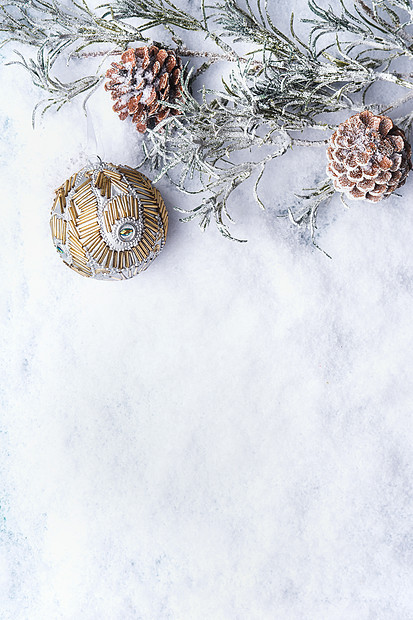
xmin=118 ymin=224 xmax=136 ymax=241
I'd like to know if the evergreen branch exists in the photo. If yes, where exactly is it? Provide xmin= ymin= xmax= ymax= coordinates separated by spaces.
xmin=291 ymin=137 xmax=329 ymax=146
xmin=224 ymin=50 xmax=382 ymax=126
xmin=305 ymin=0 xmax=413 ymax=58
xmin=212 ymin=0 xmax=304 ymax=60
xmin=0 ymin=0 xmax=147 ymax=61
xmin=72 ymin=44 xmax=243 ymax=62
xmin=140 ymin=76 xmax=293 ymax=240
xmin=99 ymin=0 xmax=234 ymax=52
xmin=7 ymin=48 xmax=101 ymax=126
xmin=100 ymin=0 xmax=205 ymax=32
xmin=288 ymin=178 xmax=335 ymax=258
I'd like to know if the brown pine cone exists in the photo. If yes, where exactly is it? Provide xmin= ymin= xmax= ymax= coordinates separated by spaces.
xmin=105 ymin=46 xmax=183 ymax=133
xmin=326 ymin=110 xmax=412 ymax=202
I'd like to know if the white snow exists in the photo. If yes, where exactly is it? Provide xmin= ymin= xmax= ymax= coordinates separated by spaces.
xmin=1 ymin=1 xmax=413 ymax=618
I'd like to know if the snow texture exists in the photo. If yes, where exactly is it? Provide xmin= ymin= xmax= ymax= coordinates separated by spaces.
xmin=1 ymin=1 xmax=413 ymax=618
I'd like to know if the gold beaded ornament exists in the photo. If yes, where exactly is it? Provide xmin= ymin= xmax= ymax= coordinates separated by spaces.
xmin=50 ymin=162 xmax=168 ymax=280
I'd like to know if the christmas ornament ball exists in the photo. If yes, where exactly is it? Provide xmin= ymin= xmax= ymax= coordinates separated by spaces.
xmin=50 ymin=162 xmax=168 ymax=280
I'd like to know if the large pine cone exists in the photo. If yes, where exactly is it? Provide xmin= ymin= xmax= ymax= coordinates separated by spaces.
xmin=326 ymin=110 xmax=412 ymax=202
xmin=105 ymin=46 xmax=183 ymax=133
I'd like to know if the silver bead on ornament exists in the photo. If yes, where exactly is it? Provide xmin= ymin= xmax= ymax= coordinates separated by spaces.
xmin=50 ymin=162 xmax=168 ymax=280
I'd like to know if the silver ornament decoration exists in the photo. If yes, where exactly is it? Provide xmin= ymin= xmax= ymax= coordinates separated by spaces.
xmin=50 ymin=161 xmax=168 ymax=280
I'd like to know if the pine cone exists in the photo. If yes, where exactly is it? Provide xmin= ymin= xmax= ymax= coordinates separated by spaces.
xmin=105 ymin=46 xmax=183 ymax=133
xmin=326 ymin=110 xmax=412 ymax=202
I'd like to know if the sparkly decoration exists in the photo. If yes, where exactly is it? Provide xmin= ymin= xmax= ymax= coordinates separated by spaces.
xmin=326 ymin=110 xmax=412 ymax=202
xmin=105 ymin=45 xmax=183 ymax=133
xmin=50 ymin=162 xmax=168 ymax=280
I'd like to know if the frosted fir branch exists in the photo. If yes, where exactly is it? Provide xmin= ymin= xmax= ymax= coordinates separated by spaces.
xmin=99 ymin=0 xmax=235 ymax=52
xmin=221 ymin=54 xmax=378 ymax=127
xmin=173 ymin=144 xmax=294 ymax=237
xmin=73 ymin=44 xmax=251 ymax=64
xmin=141 ymin=78 xmax=291 ymax=183
xmin=173 ymin=154 xmax=285 ymax=242
xmin=291 ymin=137 xmax=329 ymax=146
xmin=288 ymin=178 xmax=336 ymax=258
xmin=100 ymin=0 xmax=206 ymax=33
xmin=7 ymin=48 xmax=101 ymax=126
xmin=212 ymin=0 xmax=304 ymax=59
xmin=140 ymin=74 xmax=333 ymax=241
xmin=137 ymin=74 xmax=294 ymax=239
xmin=207 ymin=3 xmax=413 ymax=123
xmin=305 ymin=0 xmax=413 ymax=59
xmin=0 ymin=0 xmax=148 ymax=62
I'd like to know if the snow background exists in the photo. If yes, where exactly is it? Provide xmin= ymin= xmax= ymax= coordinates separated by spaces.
xmin=1 ymin=1 xmax=413 ymax=618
